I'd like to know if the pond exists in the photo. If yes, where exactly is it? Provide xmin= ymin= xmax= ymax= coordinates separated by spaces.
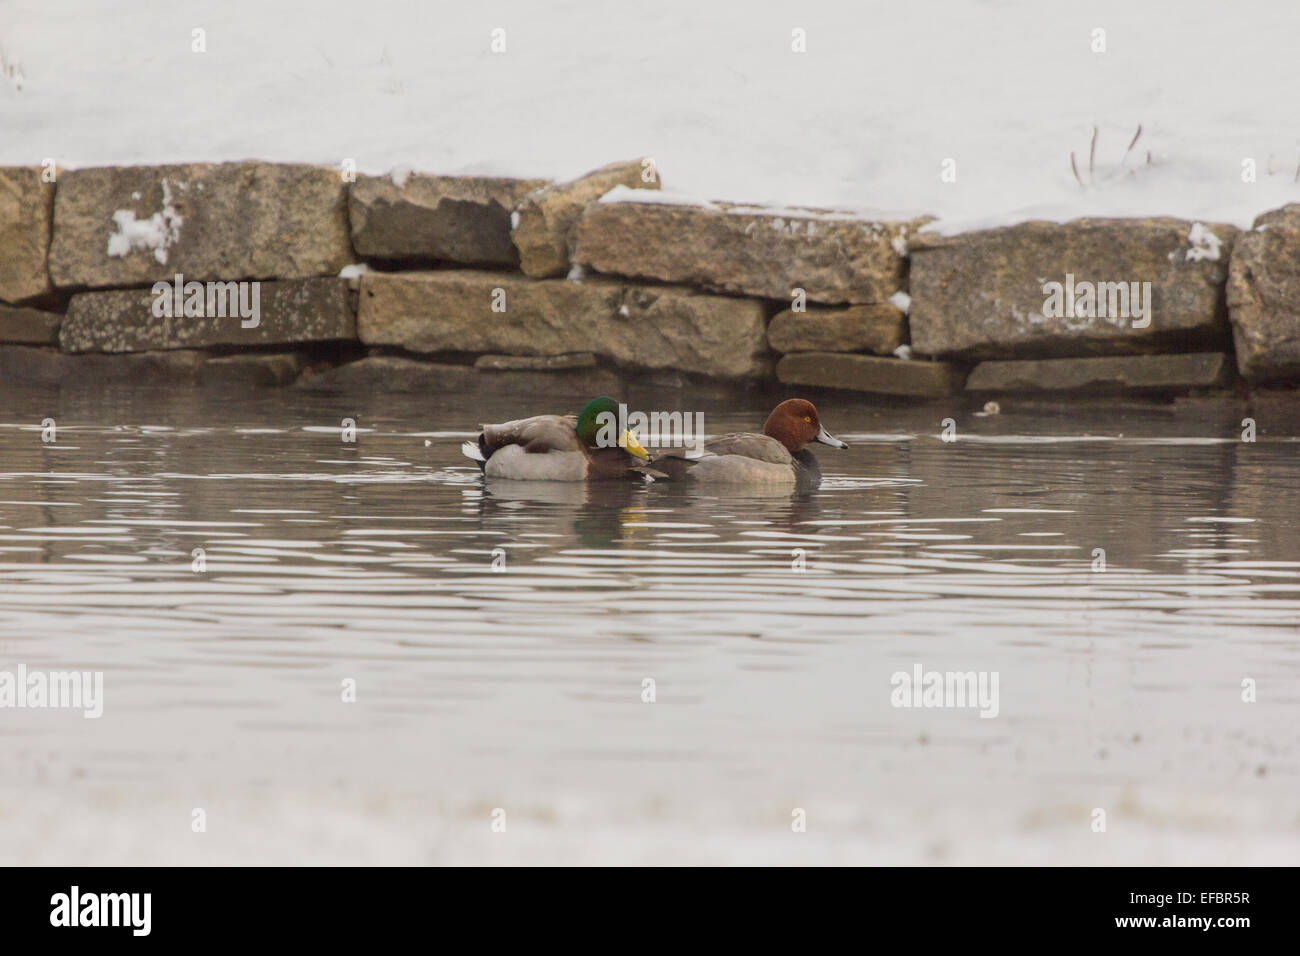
xmin=1 ymin=382 xmax=1296 ymax=864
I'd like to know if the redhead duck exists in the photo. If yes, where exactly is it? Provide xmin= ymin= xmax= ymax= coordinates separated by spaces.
xmin=461 ymin=396 xmax=652 ymax=481
xmin=651 ymin=398 xmax=846 ymax=486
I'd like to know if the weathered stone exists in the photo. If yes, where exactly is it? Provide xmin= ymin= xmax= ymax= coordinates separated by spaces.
xmin=358 ymin=271 xmax=769 ymax=378
xmin=616 ymin=287 xmax=770 ymax=380
xmin=49 ymin=162 xmax=351 ymax=289
xmin=965 ymin=352 xmax=1231 ymax=392
xmin=475 ymin=352 xmax=597 ymax=371
xmin=0 ymin=167 xmax=55 ymax=302
xmin=574 ymin=197 xmax=920 ymax=304
xmin=624 ymin=370 xmax=766 ymax=400
xmin=79 ymin=350 xmax=207 ymax=384
xmin=473 ymin=352 xmax=620 ymax=393
xmin=201 ymin=352 xmax=306 ymax=388
xmin=478 ymin=367 xmax=624 ymax=396
xmin=777 ymin=352 xmax=967 ymax=396
xmin=767 ymin=304 xmax=905 ymax=354
xmin=61 ymin=278 xmax=355 ymax=353
xmin=349 ymin=173 xmax=547 ymax=266
xmin=0 ymin=345 xmax=206 ymax=386
xmin=0 ymin=304 xmax=60 ymax=344
xmin=0 ymin=166 xmax=54 ymax=303
xmin=909 ymin=218 xmax=1236 ymax=360
xmin=1227 ymin=204 xmax=1300 ymax=382
xmin=512 ymin=160 xmax=658 ymax=278
xmin=295 ymin=355 xmax=478 ymax=393
xmin=297 ymin=354 xmax=620 ymax=396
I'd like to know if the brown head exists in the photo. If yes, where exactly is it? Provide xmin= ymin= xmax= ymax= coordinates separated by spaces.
xmin=762 ymin=399 xmax=848 ymax=454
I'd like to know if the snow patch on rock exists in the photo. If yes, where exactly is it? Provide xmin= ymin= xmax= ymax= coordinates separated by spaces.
xmin=1185 ymin=222 xmax=1223 ymax=262
xmin=106 ymin=179 xmax=183 ymax=265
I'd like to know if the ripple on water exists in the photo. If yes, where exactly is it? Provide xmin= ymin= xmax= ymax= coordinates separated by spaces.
xmin=0 ymin=391 xmax=1298 ymax=863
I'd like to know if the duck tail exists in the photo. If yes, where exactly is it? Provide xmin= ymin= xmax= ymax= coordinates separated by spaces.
xmin=460 ymin=439 xmax=488 ymax=472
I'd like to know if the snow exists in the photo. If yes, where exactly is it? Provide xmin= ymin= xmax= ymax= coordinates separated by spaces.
xmin=1185 ymin=222 xmax=1224 ymax=262
xmin=388 ymin=164 xmax=412 ymax=188
xmin=2 ymin=0 xmax=1298 ymax=233
xmin=889 ymin=291 xmax=911 ymax=314
xmin=598 ymin=185 xmax=719 ymax=208
xmin=0 ymin=44 xmax=22 ymax=93
xmin=8 ymin=781 xmax=1297 ymax=865
xmin=105 ymin=179 xmax=183 ymax=264
xmin=337 ymin=263 xmax=370 ymax=279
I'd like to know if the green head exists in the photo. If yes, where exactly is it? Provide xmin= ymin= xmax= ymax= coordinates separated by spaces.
xmin=576 ymin=397 xmax=648 ymax=460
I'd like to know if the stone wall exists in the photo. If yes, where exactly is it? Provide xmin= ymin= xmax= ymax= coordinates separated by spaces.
xmin=3 ymin=158 xmax=1298 ymax=398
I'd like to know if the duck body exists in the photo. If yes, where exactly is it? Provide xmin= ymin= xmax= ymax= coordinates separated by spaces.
xmin=476 ymin=414 xmax=589 ymax=480
xmin=462 ymin=399 xmax=651 ymax=482
xmin=653 ymin=433 xmax=800 ymax=486
xmin=650 ymin=399 xmax=845 ymax=487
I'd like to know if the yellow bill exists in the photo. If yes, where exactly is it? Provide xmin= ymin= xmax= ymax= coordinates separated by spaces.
xmin=620 ymin=430 xmax=649 ymax=461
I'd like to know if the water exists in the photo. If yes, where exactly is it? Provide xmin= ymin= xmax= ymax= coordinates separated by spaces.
xmin=2 ymin=382 xmax=1298 ymax=864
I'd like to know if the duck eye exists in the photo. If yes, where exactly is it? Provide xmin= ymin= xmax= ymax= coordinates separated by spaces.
xmin=804 ymin=416 xmax=811 ymax=423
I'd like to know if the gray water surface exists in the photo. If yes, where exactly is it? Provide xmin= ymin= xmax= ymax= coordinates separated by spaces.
xmin=1 ymin=384 xmax=1297 ymax=864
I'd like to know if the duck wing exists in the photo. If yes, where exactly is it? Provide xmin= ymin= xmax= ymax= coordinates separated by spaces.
xmin=462 ymin=414 xmax=581 ymax=473
xmin=699 ymin=432 xmax=792 ymax=464
xmin=480 ymin=414 xmax=581 ymax=454
xmin=649 ymin=431 xmax=791 ymax=481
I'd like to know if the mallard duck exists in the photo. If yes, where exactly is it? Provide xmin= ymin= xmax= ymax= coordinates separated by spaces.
xmin=461 ymin=396 xmax=652 ymax=481
xmin=650 ymin=398 xmax=846 ymax=486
